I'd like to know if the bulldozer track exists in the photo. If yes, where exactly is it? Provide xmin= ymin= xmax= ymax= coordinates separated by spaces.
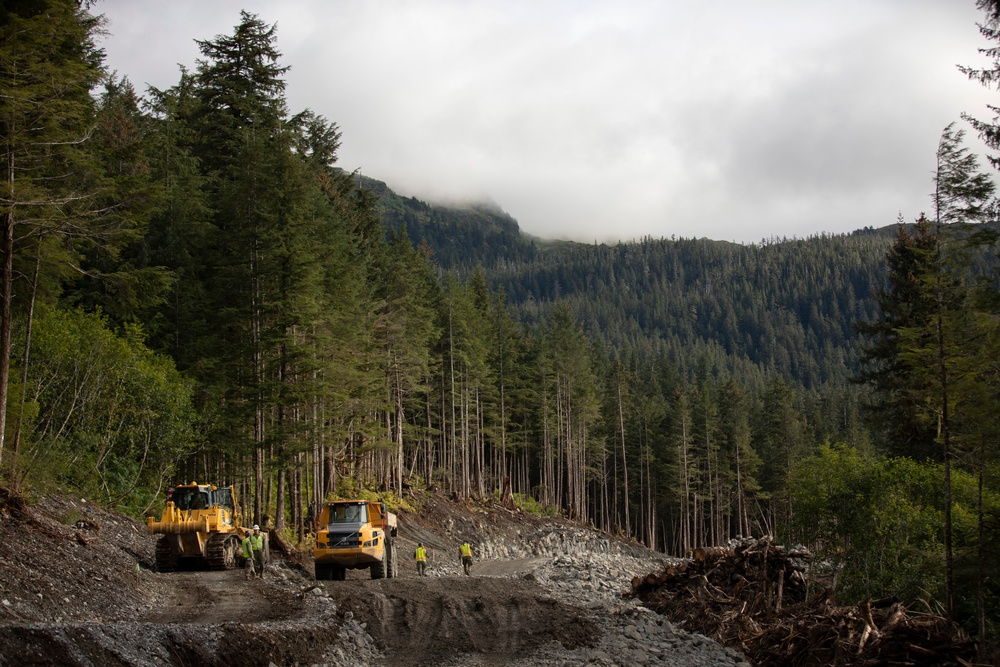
xmin=205 ymin=533 xmax=238 ymax=570
xmin=155 ymin=536 xmax=177 ymax=572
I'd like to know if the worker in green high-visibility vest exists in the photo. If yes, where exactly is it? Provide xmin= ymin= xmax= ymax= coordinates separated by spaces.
xmin=241 ymin=530 xmax=256 ymax=580
xmin=415 ymin=542 xmax=428 ymax=576
xmin=459 ymin=541 xmax=473 ymax=576
xmin=249 ymin=525 xmax=266 ymax=579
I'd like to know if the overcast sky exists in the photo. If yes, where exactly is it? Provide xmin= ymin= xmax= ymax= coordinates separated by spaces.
xmin=96 ymin=1 xmax=997 ymax=244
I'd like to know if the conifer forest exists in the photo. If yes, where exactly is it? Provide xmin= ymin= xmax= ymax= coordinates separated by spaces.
xmin=2 ymin=0 xmax=999 ymax=649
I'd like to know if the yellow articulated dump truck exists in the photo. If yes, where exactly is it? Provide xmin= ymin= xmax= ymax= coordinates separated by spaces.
xmin=314 ymin=499 xmax=397 ymax=580
xmin=148 ymin=482 xmax=265 ymax=571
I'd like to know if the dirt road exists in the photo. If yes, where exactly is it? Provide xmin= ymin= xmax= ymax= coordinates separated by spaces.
xmin=141 ymin=570 xmax=306 ymax=625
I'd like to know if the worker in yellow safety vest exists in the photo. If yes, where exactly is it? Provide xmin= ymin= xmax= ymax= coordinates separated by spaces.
xmin=460 ymin=541 xmax=473 ymax=575
xmin=415 ymin=542 xmax=428 ymax=576
xmin=242 ymin=531 xmax=256 ymax=579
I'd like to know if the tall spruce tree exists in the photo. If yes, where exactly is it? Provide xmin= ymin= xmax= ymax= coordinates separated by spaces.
xmin=139 ymin=72 xmax=213 ymax=368
xmin=855 ymin=219 xmax=941 ymax=460
xmin=718 ymin=379 xmax=760 ymax=539
xmin=895 ymin=125 xmax=994 ymax=619
xmin=754 ymin=377 xmax=806 ymax=537
xmin=374 ymin=228 xmax=440 ymax=497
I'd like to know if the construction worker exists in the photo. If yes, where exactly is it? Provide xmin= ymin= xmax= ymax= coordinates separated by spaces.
xmin=415 ymin=542 xmax=428 ymax=576
xmin=250 ymin=524 xmax=266 ymax=579
xmin=460 ymin=541 xmax=473 ymax=575
xmin=241 ymin=530 xmax=256 ymax=579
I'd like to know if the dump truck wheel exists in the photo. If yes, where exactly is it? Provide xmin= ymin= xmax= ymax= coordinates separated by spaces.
xmin=371 ymin=547 xmax=387 ymax=580
xmin=333 ymin=566 xmax=346 ymax=580
xmin=386 ymin=538 xmax=397 ymax=578
xmin=155 ymin=536 xmax=176 ymax=572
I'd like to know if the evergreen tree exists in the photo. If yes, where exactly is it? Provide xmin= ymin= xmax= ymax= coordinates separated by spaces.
xmin=718 ymin=379 xmax=760 ymax=539
xmin=543 ymin=303 xmax=602 ymax=521
xmin=65 ymin=76 xmax=174 ymax=326
xmin=374 ymin=228 xmax=440 ymax=496
xmin=754 ymin=377 xmax=807 ymax=538
xmin=855 ymin=219 xmax=941 ymax=460
xmin=897 ymin=125 xmax=995 ymax=619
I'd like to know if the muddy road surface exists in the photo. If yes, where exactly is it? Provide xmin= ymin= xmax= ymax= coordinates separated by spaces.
xmin=141 ymin=570 xmax=307 ymax=625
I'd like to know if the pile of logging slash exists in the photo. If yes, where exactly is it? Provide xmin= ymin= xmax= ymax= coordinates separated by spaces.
xmin=627 ymin=536 xmax=981 ymax=667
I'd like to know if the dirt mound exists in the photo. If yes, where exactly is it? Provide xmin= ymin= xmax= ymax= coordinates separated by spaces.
xmin=0 ymin=492 xmax=158 ymax=624
xmin=141 ymin=570 xmax=306 ymax=624
xmin=332 ymin=577 xmax=597 ymax=665
xmin=397 ymin=491 xmax=556 ymax=550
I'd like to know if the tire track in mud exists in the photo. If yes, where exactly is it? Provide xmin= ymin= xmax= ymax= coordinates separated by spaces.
xmin=141 ymin=570 xmax=304 ymax=625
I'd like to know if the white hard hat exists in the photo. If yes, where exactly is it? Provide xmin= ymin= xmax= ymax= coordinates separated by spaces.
xmin=253 ymin=524 xmax=260 ymax=530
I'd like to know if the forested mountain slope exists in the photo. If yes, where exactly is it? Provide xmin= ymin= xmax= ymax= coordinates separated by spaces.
xmin=375 ymin=180 xmax=895 ymax=391
xmin=369 ymin=175 xmax=539 ymax=269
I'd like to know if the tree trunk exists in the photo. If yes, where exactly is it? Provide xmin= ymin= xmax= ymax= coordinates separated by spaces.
xmin=275 ymin=457 xmax=286 ymax=533
xmin=976 ymin=438 xmax=986 ymax=661
xmin=10 ymin=246 xmax=41 ymax=486
xmin=0 ymin=208 xmax=13 ymax=470
xmin=618 ymin=382 xmax=631 ymax=536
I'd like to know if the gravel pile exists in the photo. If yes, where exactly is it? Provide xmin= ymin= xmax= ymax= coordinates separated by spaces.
xmin=494 ymin=527 xmax=750 ymax=667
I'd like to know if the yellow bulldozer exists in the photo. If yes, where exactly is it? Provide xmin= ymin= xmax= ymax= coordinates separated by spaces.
xmin=148 ymin=482 xmax=267 ymax=571
xmin=313 ymin=499 xmax=397 ymax=580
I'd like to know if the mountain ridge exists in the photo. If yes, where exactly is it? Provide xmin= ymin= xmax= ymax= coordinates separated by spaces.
xmin=366 ymin=174 xmax=897 ymax=392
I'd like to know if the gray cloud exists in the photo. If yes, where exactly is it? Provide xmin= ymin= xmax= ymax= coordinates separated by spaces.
xmin=97 ymin=0 xmax=996 ymax=243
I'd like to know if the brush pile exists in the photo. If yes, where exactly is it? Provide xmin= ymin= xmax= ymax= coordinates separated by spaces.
xmin=627 ymin=536 xmax=980 ymax=667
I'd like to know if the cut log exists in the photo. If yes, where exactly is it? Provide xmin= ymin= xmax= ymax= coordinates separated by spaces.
xmin=692 ymin=545 xmax=731 ymax=561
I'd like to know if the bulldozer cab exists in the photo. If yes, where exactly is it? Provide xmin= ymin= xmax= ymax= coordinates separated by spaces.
xmin=168 ymin=484 xmax=236 ymax=516
xmin=215 ymin=487 xmax=235 ymax=513
xmin=173 ymin=486 xmax=211 ymax=511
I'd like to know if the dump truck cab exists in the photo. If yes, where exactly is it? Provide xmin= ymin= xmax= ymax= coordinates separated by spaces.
xmin=314 ymin=499 xmax=397 ymax=580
